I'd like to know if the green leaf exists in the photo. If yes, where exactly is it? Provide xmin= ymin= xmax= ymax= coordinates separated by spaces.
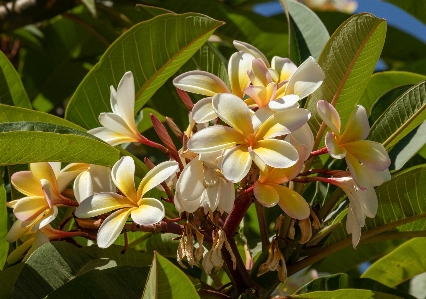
xmin=0 ymin=130 xmax=120 ymax=166
xmin=13 ymin=242 xmax=151 ymax=299
xmin=384 ymin=0 xmax=426 ymax=25
xmin=136 ymin=4 xmax=175 ymax=17
xmin=45 ymin=266 xmax=149 ymax=299
xmin=359 ymin=71 xmax=426 ymax=115
xmin=0 ymin=264 xmax=24 ymax=299
xmin=65 ymin=13 xmax=224 ymax=129
xmin=369 ymin=85 xmax=413 ymax=125
xmin=81 ymin=0 xmax=96 ymax=17
xmin=0 ymin=104 xmax=85 ymax=131
xmin=291 ymin=289 xmax=404 ymax=299
xmin=295 ymin=273 xmax=414 ymax=299
xmin=142 ymin=252 xmax=200 ymax=299
xmin=137 ymin=108 xmax=166 ymax=134
xmin=285 ymin=0 xmax=329 ymax=60
xmin=145 ymin=233 xmax=180 ymax=258
xmin=313 ymin=239 xmax=406 ymax=274
xmin=362 ymin=238 xmax=426 ymax=287
xmin=305 ymin=13 xmax=387 ymax=143
xmin=0 ymin=50 xmax=31 ymax=109
xmin=369 ymin=80 xmax=426 ymax=149
xmin=0 ymin=167 xmax=8 ymax=270
xmin=324 ymin=166 xmax=426 ymax=247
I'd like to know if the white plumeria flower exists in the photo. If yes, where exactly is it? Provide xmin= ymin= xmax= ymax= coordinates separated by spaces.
xmin=88 ymin=72 xmax=144 ymax=146
xmin=175 ymin=151 xmax=235 ymax=214
xmin=326 ymin=168 xmax=390 ymax=248
xmin=73 ymin=164 xmax=115 ymax=204
xmin=7 ymin=162 xmax=88 ymax=242
xmin=187 ymin=93 xmax=310 ymax=182
xmin=173 ymin=49 xmax=255 ymax=123
xmin=75 ymin=156 xmax=179 ymax=248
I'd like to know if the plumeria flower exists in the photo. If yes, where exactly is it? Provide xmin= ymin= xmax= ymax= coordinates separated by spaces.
xmin=75 ymin=156 xmax=179 ymax=248
xmin=317 ymin=100 xmax=391 ymax=189
xmin=73 ymin=164 xmax=115 ymax=204
xmin=88 ymin=72 xmax=144 ymax=146
xmin=7 ymin=162 xmax=88 ymax=242
xmin=173 ymin=50 xmax=255 ymax=123
xmin=324 ymin=168 xmax=389 ymax=248
xmin=254 ymin=145 xmax=310 ymax=220
xmin=175 ymin=151 xmax=235 ymax=214
xmin=187 ymin=93 xmax=310 ymax=182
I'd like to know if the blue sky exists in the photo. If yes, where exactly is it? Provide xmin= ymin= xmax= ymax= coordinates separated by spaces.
xmin=254 ymin=0 xmax=426 ymax=43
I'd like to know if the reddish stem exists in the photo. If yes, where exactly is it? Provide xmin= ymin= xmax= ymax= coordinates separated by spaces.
xmin=125 ymin=221 xmax=184 ymax=236
xmin=139 ymin=135 xmax=168 ymax=153
xmin=308 ymin=146 xmax=328 ymax=159
xmin=223 ymin=186 xmax=254 ymax=237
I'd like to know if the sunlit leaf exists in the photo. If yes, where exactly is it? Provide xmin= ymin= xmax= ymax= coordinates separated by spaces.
xmin=360 ymin=71 xmax=426 ymax=115
xmin=0 ymin=50 xmax=31 ymax=109
xmin=142 ymin=252 xmax=200 ymax=299
xmin=65 ymin=13 xmax=224 ymax=129
xmin=362 ymin=238 xmax=426 ymax=287
xmin=305 ymin=13 xmax=387 ymax=143
xmin=0 ymin=167 xmax=7 ymax=270
xmin=369 ymin=81 xmax=426 ymax=149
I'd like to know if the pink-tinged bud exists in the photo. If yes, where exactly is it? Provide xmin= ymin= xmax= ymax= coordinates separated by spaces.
xmin=166 ymin=117 xmax=183 ymax=141
xmin=176 ymin=88 xmax=194 ymax=110
xmin=150 ymin=114 xmax=177 ymax=152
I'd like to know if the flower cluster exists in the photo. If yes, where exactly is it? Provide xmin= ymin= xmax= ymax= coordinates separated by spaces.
xmin=5 ymin=39 xmax=390 ymax=282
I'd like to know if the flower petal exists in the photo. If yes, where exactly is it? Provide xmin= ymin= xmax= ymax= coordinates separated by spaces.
xmin=212 ymin=93 xmax=254 ymax=138
xmin=187 ymin=126 xmax=244 ymax=154
xmin=344 ymin=140 xmax=391 ymax=171
xmin=11 ymin=171 xmax=43 ymax=197
xmin=7 ymin=219 xmax=32 ymax=242
xmin=233 ymin=40 xmax=269 ymax=67
xmin=115 ymin=71 xmax=137 ymax=131
xmin=256 ymin=108 xmax=310 ymax=140
xmin=137 ymin=160 xmax=179 ymax=200
xmin=88 ymin=127 xmax=137 ymax=146
xmin=228 ymin=51 xmax=256 ymax=97
xmin=347 ymin=202 xmax=361 ymax=248
xmin=285 ymin=56 xmax=324 ymax=99
xmin=222 ymin=145 xmax=252 ymax=182
xmin=340 ymin=105 xmax=370 ymax=144
xmin=32 ymin=206 xmax=58 ymax=232
xmin=131 ymin=198 xmax=165 ymax=225
xmin=97 ymin=208 xmax=132 ymax=248
xmin=358 ymin=187 xmax=378 ymax=218
xmin=99 ymin=112 xmax=140 ymax=139
xmin=57 ymin=163 xmax=89 ymax=192
xmin=274 ymin=185 xmax=310 ymax=220
xmin=268 ymin=95 xmax=300 ymax=111
xmin=175 ymin=159 xmax=205 ymax=201
xmin=75 ymin=192 xmax=134 ymax=218
xmin=30 ymin=162 xmax=57 ymax=191
xmin=252 ymin=139 xmax=299 ymax=169
xmin=192 ymin=97 xmax=217 ymax=123
xmin=271 ymin=57 xmax=297 ymax=82
xmin=252 ymin=107 xmax=275 ymax=133
xmin=48 ymin=162 xmax=61 ymax=179
xmin=317 ymin=100 xmax=341 ymax=134
xmin=251 ymin=58 xmax=273 ymax=86
xmin=8 ymin=238 xmax=35 ymax=264
xmin=175 ymin=195 xmax=202 ymax=214
xmin=254 ymin=182 xmax=279 ymax=207
xmin=345 ymin=153 xmax=370 ymax=189
xmin=288 ymin=124 xmax=314 ymax=160
xmin=90 ymin=164 xmax=115 ymax=193
xmin=216 ymin=179 xmax=235 ymax=213
xmin=325 ymin=132 xmax=346 ymax=159
xmin=14 ymin=196 xmax=49 ymax=221
xmin=245 ymin=84 xmax=276 ymax=108
xmin=73 ymin=171 xmax=93 ymax=204
xmin=112 ymin=156 xmax=137 ymax=202
xmin=173 ymin=71 xmax=230 ymax=96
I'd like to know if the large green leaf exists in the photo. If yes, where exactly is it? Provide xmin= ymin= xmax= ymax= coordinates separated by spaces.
xmin=142 ymin=252 xmax=200 ymax=299
xmin=324 ymin=166 xmax=426 ymax=247
xmin=12 ymin=242 xmax=151 ymax=299
xmin=0 ymin=104 xmax=85 ymax=130
xmin=0 ymin=50 xmax=31 ymax=109
xmin=362 ymin=238 xmax=426 ymax=287
xmin=0 ymin=264 xmax=24 ymax=299
xmin=65 ymin=13 xmax=224 ymax=129
xmin=0 ymin=128 xmax=120 ymax=166
xmin=305 ymin=13 xmax=387 ymax=143
xmin=145 ymin=233 xmax=180 ymax=258
xmin=313 ymin=239 xmax=406 ymax=274
xmin=359 ymin=71 xmax=426 ymax=115
xmin=295 ymin=273 xmax=414 ymax=299
xmin=0 ymin=167 xmax=8 ymax=270
xmin=285 ymin=0 xmax=329 ymax=61
xmin=291 ymin=290 xmax=403 ymax=299
xmin=384 ymin=0 xmax=426 ymax=25
xmin=369 ymin=80 xmax=426 ymax=149
xmin=45 ymin=266 xmax=149 ymax=299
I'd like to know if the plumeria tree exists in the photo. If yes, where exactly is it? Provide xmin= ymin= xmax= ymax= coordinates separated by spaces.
xmin=1 ymin=0 xmax=426 ymax=298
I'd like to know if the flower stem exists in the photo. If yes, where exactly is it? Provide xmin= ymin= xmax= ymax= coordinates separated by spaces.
xmin=255 ymin=201 xmax=270 ymax=251
xmin=308 ymin=146 xmax=328 ymax=159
